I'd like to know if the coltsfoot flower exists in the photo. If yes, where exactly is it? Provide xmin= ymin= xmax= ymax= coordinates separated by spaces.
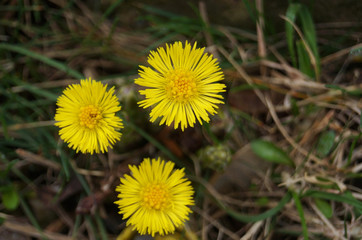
xmin=115 ymin=158 xmax=194 ymax=236
xmin=54 ymin=78 xmax=123 ymax=154
xmin=135 ymin=41 xmax=226 ymax=131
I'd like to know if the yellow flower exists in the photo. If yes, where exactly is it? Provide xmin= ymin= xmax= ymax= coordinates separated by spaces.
xmin=115 ymin=158 xmax=194 ymax=236
xmin=54 ymin=78 xmax=123 ymax=154
xmin=135 ymin=41 xmax=226 ymax=131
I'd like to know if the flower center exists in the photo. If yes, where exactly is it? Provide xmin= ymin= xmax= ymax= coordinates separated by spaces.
xmin=166 ymin=69 xmax=197 ymax=102
xmin=79 ymin=105 xmax=102 ymax=129
xmin=141 ymin=183 xmax=171 ymax=210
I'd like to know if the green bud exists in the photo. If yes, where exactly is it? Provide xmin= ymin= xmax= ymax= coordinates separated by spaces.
xmin=199 ymin=145 xmax=231 ymax=171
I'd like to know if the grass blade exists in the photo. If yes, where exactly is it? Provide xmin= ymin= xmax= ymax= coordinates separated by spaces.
xmin=292 ymin=191 xmax=309 ymax=240
xmin=285 ymin=3 xmax=301 ymax=67
xmin=95 ymin=212 xmax=109 ymax=240
xmin=299 ymin=5 xmax=320 ymax=61
xmin=19 ymin=195 xmax=48 ymax=240
xmin=285 ymin=3 xmax=320 ymax=79
xmin=219 ymin=192 xmax=292 ymax=222
xmin=58 ymin=147 xmax=71 ymax=181
xmin=72 ymin=214 xmax=82 ymax=239
xmin=299 ymin=5 xmax=320 ymax=79
xmin=241 ymin=0 xmax=257 ymax=23
xmin=15 ymin=84 xmax=59 ymax=101
xmin=123 ymin=119 xmax=182 ymax=168
xmin=303 ymin=190 xmax=362 ymax=213
xmin=0 ymin=43 xmax=83 ymax=79
xmin=296 ymin=40 xmax=314 ymax=77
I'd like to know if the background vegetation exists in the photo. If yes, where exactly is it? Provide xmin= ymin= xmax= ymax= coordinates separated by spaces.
xmin=0 ymin=0 xmax=361 ymax=239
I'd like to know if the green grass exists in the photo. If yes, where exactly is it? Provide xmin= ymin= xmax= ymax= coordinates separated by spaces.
xmin=0 ymin=0 xmax=361 ymax=239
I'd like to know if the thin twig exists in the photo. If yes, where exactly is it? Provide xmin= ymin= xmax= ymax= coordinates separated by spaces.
xmin=70 ymin=160 xmax=106 ymax=177
xmin=193 ymin=207 xmax=240 ymax=240
xmin=199 ymin=1 xmax=220 ymax=60
xmin=218 ymin=26 xmax=248 ymax=62
xmin=15 ymin=148 xmax=61 ymax=171
xmin=264 ymin=95 xmax=323 ymax=164
xmin=309 ymin=200 xmax=347 ymax=240
xmin=2 ymin=219 xmax=75 ymax=240
xmin=217 ymin=46 xmax=266 ymax=106
xmin=256 ymin=0 xmax=267 ymax=76
xmin=321 ymin=43 xmax=362 ymax=64
xmin=0 ymin=120 xmax=55 ymax=134
xmin=239 ymin=221 xmax=264 ymax=240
